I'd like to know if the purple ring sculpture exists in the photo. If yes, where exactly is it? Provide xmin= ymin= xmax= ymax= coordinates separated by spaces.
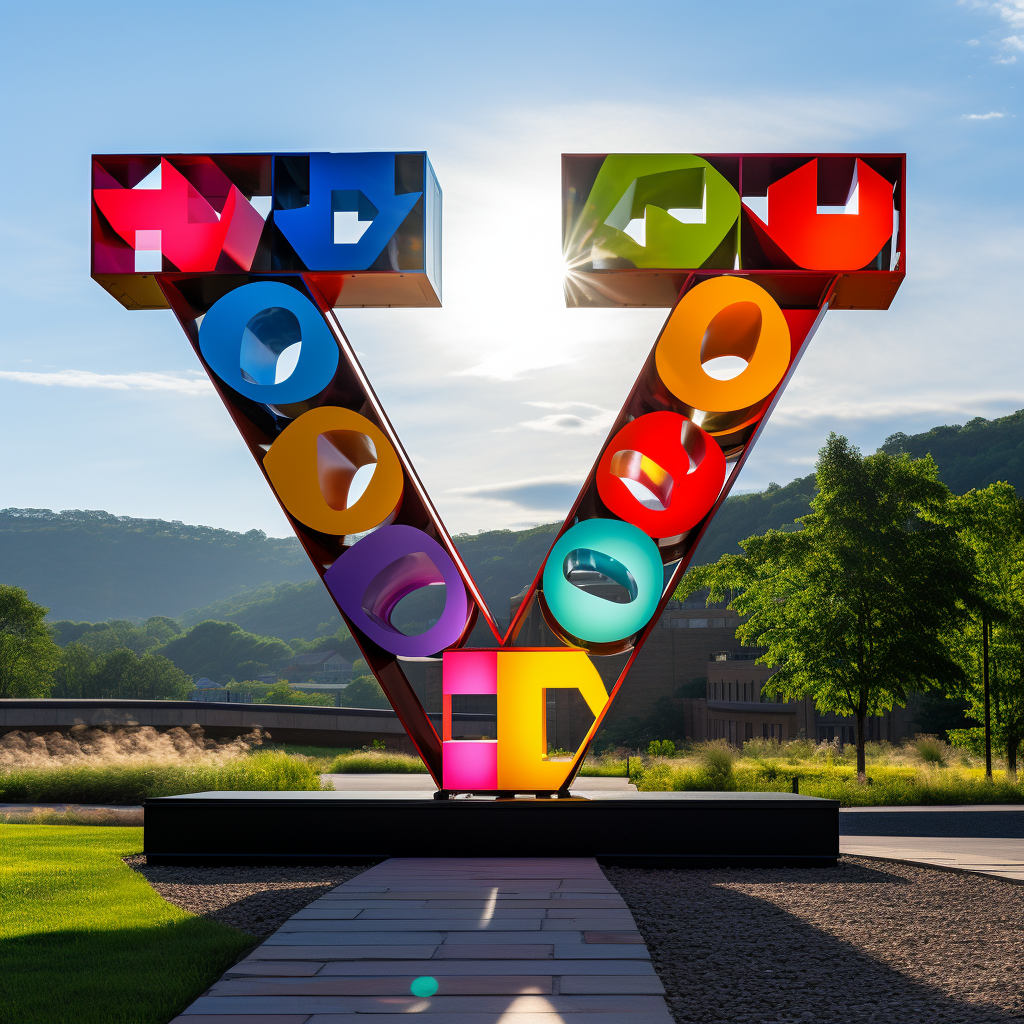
xmin=324 ymin=524 xmax=470 ymax=657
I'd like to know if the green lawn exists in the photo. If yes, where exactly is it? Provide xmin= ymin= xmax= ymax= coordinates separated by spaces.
xmin=0 ymin=825 xmax=254 ymax=1024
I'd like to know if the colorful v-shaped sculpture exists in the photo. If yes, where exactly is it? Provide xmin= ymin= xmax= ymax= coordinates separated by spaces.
xmin=91 ymin=150 xmax=906 ymax=794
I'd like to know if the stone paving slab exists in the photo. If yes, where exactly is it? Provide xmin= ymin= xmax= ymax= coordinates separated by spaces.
xmin=213 ymin=977 xmax=556 ymax=995
xmin=306 ymin=961 xmax=659 ymax=976
xmin=170 ymin=1016 xmax=309 ymax=1023
xmin=277 ymin=919 xmax=545 ymax=932
xmin=184 ymin=994 xmax=670 ymax=1013
xmin=177 ymin=857 xmax=669 ymax=1020
xmin=244 ymin=945 xmax=441 ymax=960
xmin=301 ymin=1016 xmax=673 ymax=1024
xmin=263 ymin=932 xmax=446 ymax=945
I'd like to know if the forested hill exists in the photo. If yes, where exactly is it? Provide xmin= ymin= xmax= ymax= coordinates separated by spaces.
xmin=691 ymin=474 xmax=817 ymax=565
xmin=878 ymin=410 xmax=1024 ymax=493
xmin=179 ymin=524 xmax=564 ymax=641
xmin=0 ymin=509 xmax=314 ymax=621
xmin=6 ymin=410 xmax=1024 ymax=629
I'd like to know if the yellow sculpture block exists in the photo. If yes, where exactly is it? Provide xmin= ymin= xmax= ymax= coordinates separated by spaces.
xmin=495 ymin=649 xmax=608 ymax=791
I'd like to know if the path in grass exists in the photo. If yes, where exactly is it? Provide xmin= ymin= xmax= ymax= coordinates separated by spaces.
xmin=0 ymin=825 xmax=254 ymax=1024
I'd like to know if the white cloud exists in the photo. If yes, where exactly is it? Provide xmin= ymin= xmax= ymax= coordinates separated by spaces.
xmin=772 ymin=391 xmax=1024 ymax=426
xmin=0 ymin=369 xmax=213 ymax=395
xmin=965 ymin=1 xmax=1024 ymax=57
xmin=964 ymin=111 xmax=1006 ymax=119
xmin=449 ymin=474 xmax=585 ymax=511
xmin=965 ymin=0 xmax=1024 ymax=27
xmin=518 ymin=402 xmax=616 ymax=435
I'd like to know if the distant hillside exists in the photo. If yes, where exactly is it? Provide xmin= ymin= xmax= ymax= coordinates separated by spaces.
xmin=696 ymin=410 xmax=1024 ymax=563
xmin=7 ymin=409 xmax=1024 ymax=628
xmin=180 ymin=582 xmax=341 ymax=641
xmin=180 ymin=524 xmax=563 ymax=641
xmin=691 ymin=474 xmax=817 ymax=565
xmin=0 ymin=509 xmax=314 ymax=621
xmin=879 ymin=410 xmax=1024 ymax=493
xmin=451 ymin=524 xmax=561 ymax=623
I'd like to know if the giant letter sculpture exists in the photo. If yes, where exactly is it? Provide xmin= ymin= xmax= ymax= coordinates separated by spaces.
xmin=91 ymin=150 xmax=905 ymax=793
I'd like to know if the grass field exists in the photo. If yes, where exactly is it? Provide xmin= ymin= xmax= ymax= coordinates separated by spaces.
xmin=0 ymin=825 xmax=253 ymax=1024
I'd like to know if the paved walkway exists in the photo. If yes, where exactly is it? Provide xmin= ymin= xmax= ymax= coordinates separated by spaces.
xmin=840 ymin=835 xmax=1024 ymax=883
xmin=840 ymin=805 xmax=1024 ymax=883
xmin=171 ymin=857 xmax=671 ymax=1023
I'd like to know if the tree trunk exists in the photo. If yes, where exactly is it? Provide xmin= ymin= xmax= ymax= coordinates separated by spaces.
xmin=983 ymin=614 xmax=992 ymax=780
xmin=1007 ymin=736 xmax=1018 ymax=780
xmin=856 ymin=690 xmax=868 ymax=783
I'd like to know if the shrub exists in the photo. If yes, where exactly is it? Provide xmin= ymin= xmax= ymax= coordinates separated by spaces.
xmin=647 ymin=739 xmax=676 ymax=757
xmin=914 ymin=734 xmax=947 ymax=766
xmin=327 ymin=750 xmax=428 ymax=774
xmin=579 ymin=756 xmax=629 ymax=777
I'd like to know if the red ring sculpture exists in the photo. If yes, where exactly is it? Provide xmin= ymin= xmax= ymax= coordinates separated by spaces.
xmin=596 ymin=411 xmax=727 ymax=538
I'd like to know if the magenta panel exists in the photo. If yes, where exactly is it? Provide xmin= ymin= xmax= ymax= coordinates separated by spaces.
xmin=442 ymin=650 xmax=498 ymax=695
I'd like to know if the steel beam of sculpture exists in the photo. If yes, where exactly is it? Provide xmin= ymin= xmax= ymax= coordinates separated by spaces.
xmin=90 ymin=150 xmax=906 ymax=795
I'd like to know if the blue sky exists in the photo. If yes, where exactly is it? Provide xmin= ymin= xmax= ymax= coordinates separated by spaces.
xmin=1 ymin=0 xmax=1021 ymax=536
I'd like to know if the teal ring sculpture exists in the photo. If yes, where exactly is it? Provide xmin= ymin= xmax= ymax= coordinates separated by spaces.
xmin=541 ymin=518 xmax=663 ymax=644
xmin=198 ymin=281 xmax=339 ymax=404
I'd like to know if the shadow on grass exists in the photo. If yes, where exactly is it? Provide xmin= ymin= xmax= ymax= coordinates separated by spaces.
xmin=0 ymin=919 xmax=253 ymax=1024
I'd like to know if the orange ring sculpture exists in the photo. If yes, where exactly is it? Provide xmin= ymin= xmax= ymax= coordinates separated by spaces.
xmin=263 ymin=406 xmax=404 ymax=535
xmin=655 ymin=277 xmax=791 ymax=423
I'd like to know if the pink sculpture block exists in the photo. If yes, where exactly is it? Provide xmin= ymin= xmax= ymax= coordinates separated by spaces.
xmin=442 ymin=650 xmax=497 ymax=694
xmin=442 ymin=740 xmax=498 ymax=790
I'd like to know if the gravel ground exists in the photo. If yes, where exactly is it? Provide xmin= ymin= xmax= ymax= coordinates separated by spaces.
xmin=605 ymin=856 xmax=1024 ymax=1024
xmin=124 ymin=857 xmax=372 ymax=937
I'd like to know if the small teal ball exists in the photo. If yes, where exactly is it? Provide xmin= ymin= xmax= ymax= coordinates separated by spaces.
xmin=410 ymin=976 xmax=439 ymax=998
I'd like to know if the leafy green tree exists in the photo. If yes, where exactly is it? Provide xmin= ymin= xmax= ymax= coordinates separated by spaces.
xmin=935 ymin=483 xmax=1024 ymax=776
xmin=679 ymin=434 xmax=976 ymax=781
xmin=155 ymin=620 xmax=291 ymax=683
xmin=75 ymin=620 xmax=161 ymax=656
xmin=0 ymin=586 xmax=59 ymax=697
xmin=49 ymin=616 xmax=182 ymax=654
xmin=142 ymin=616 xmax=182 ymax=641
xmin=50 ymin=642 xmax=98 ymax=698
xmin=226 ymin=679 xmax=274 ymax=700
xmin=88 ymin=649 xmax=193 ymax=700
xmin=340 ymin=674 xmax=390 ymax=710
xmin=254 ymin=680 xmax=333 ymax=706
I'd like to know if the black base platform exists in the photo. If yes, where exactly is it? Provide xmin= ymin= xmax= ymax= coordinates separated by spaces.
xmin=144 ymin=790 xmax=839 ymax=867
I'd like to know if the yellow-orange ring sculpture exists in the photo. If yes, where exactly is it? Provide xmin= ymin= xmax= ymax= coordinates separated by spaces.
xmin=655 ymin=276 xmax=791 ymax=415
xmin=263 ymin=406 xmax=404 ymax=536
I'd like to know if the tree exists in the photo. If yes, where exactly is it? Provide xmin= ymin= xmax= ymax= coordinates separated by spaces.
xmin=0 ymin=586 xmax=59 ymax=697
xmin=935 ymin=483 xmax=1024 ymax=777
xmin=255 ymin=680 xmax=333 ymax=706
xmin=49 ymin=616 xmax=182 ymax=654
xmin=75 ymin=620 xmax=161 ymax=656
xmin=678 ymin=434 xmax=976 ymax=781
xmin=155 ymin=620 xmax=292 ymax=683
xmin=50 ymin=642 xmax=98 ymax=698
xmin=340 ymin=674 xmax=390 ymax=710
xmin=87 ymin=648 xmax=193 ymax=700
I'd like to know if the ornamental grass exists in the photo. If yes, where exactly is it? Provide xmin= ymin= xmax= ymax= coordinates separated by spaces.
xmin=630 ymin=738 xmax=1024 ymax=806
xmin=326 ymin=750 xmax=428 ymax=773
xmin=0 ymin=725 xmax=326 ymax=804
xmin=0 ymin=751 xmax=326 ymax=804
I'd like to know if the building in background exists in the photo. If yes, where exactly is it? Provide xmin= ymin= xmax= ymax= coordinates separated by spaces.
xmin=275 ymin=651 xmax=353 ymax=686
